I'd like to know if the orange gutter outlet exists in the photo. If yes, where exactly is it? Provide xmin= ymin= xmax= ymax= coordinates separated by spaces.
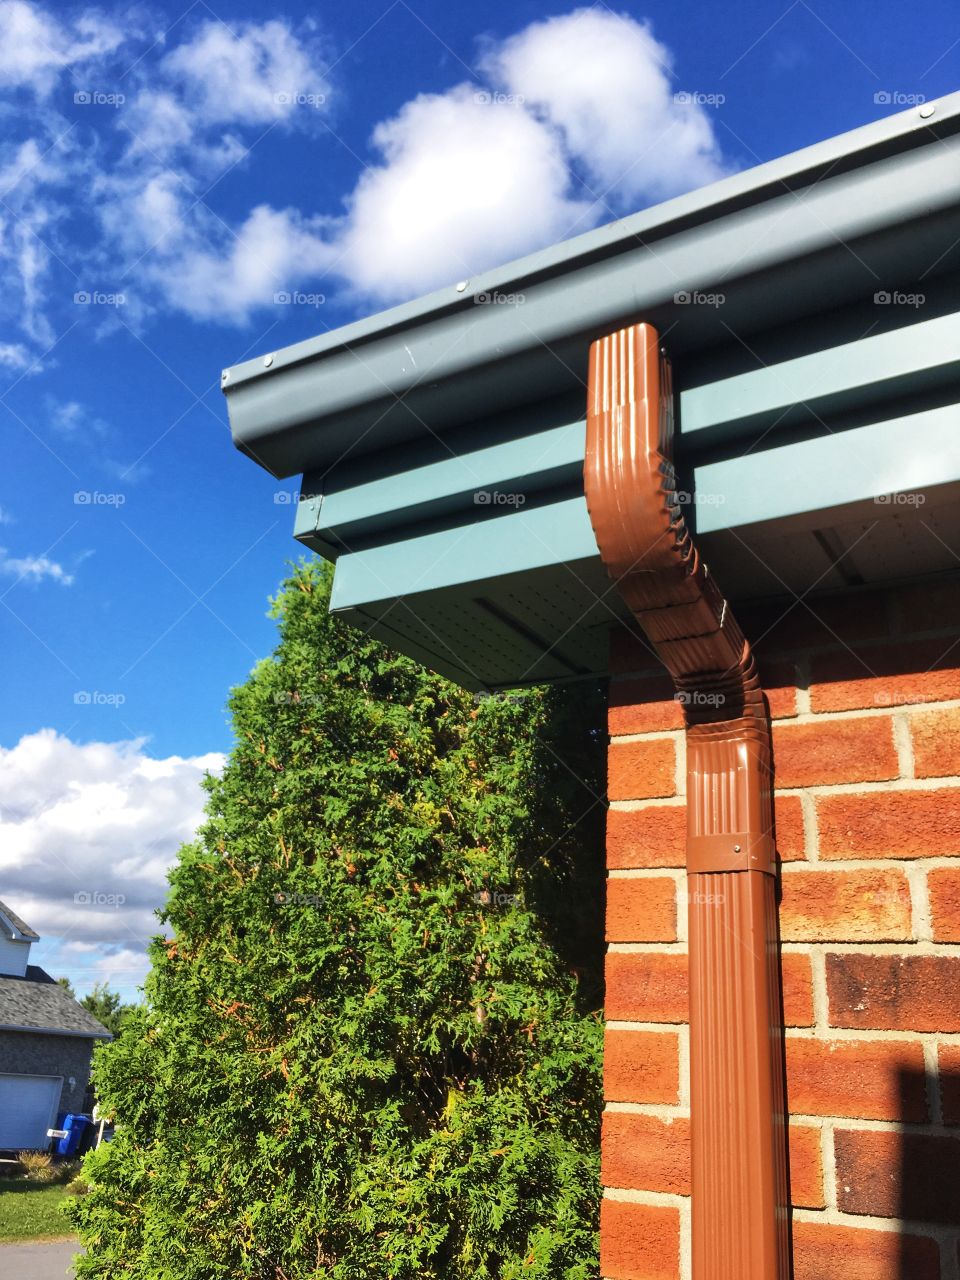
xmin=585 ymin=323 xmax=789 ymax=1280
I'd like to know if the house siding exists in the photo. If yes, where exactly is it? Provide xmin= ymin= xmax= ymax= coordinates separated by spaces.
xmin=0 ymin=936 xmax=30 ymax=977
xmin=0 ymin=1030 xmax=96 ymax=1114
xmin=601 ymin=577 xmax=960 ymax=1280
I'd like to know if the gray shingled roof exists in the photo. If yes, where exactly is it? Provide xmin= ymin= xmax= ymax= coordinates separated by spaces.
xmin=0 ymin=900 xmax=39 ymax=940
xmin=0 ymin=967 xmax=112 ymax=1038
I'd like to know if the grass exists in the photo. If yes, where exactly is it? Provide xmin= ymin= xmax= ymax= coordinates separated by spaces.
xmin=0 ymin=1172 xmax=78 ymax=1243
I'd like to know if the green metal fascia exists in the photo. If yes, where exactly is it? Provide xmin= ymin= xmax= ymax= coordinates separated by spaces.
xmin=682 ymin=308 xmax=960 ymax=442
xmin=295 ymin=420 xmax=585 ymax=555
xmin=694 ymin=402 xmax=960 ymax=534
xmin=290 ymin=307 xmax=960 ymax=557
xmin=328 ymin=496 xmax=596 ymax=612
xmin=329 ymin=403 xmax=960 ymax=611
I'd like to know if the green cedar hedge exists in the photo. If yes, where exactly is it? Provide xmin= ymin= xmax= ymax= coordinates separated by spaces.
xmin=69 ymin=561 xmax=605 ymax=1278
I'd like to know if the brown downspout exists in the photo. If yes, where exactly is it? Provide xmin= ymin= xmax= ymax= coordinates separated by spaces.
xmin=585 ymin=323 xmax=789 ymax=1280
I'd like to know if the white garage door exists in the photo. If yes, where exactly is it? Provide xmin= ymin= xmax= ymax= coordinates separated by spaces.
xmin=0 ymin=1074 xmax=62 ymax=1150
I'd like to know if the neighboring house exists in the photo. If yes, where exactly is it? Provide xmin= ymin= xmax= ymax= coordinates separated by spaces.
xmin=0 ymin=900 xmax=111 ymax=1151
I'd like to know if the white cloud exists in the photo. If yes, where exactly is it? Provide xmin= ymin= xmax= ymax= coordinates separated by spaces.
xmin=40 ymin=395 xmax=148 ymax=481
xmin=120 ymin=14 xmax=331 ymax=173
xmin=0 ymin=138 xmax=53 ymax=197
xmin=90 ymin=16 xmax=336 ymax=321
xmin=0 ymin=547 xmax=74 ymax=585
xmin=140 ymin=202 xmax=335 ymax=324
xmin=0 ymin=4 xmax=732 ymax=334
xmin=0 ymin=341 xmax=32 ymax=370
xmin=338 ymin=85 xmax=593 ymax=301
xmin=0 ymin=132 xmax=74 ymax=352
xmin=0 ymin=730 xmax=223 ymax=994
xmin=121 ymin=90 xmax=196 ymax=161
xmin=43 ymin=941 xmax=152 ymax=999
xmin=45 ymin=395 xmax=108 ymax=437
xmin=46 ymin=398 xmax=85 ymax=433
xmin=90 ymin=7 xmax=728 ymax=317
xmin=335 ymin=9 xmax=730 ymax=301
xmin=0 ymin=0 xmax=125 ymax=94
xmin=119 ymin=94 xmax=248 ymax=181
xmin=95 ymin=170 xmax=185 ymax=261
xmin=160 ymin=18 xmax=329 ymax=129
xmin=0 ymin=7 xmax=336 ymax=342
xmin=484 ymin=8 xmax=728 ymax=204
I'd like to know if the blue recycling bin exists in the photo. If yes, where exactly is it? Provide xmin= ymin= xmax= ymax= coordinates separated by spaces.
xmin=56 ymin=1113 xmax=91 ymax=1157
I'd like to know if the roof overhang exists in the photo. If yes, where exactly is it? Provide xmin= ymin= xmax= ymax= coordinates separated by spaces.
xmin=223 ymin=93 xmax=960 ymax=689
xmin=0 ymin=908 xmax=38 ymax=944
xmin=0 ymin=1023 xmax=112 ymax=1039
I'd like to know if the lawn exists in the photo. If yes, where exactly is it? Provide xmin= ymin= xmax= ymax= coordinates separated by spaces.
xmin=0 ymin=1176 xmax=76 ymax=1243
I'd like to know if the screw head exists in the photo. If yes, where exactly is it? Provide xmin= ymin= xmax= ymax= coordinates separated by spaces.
xmin=455 ymin=280 xmax=468 ymax=292
xmin=263 ymin=353 xmax=274 ymax=368
xmin=919 ymin=103 xmax=936 ymax=119
xmin=221 ymin=369 xmax=229 ymax=384
xmin=733 ymin=844 xmax=742 ymax=853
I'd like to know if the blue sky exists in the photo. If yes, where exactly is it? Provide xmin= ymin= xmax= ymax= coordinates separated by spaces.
xmin=1 ymin=0 xmax=958 ymax=998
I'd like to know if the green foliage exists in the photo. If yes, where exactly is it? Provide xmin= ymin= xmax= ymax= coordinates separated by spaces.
xmin=80 ymin=982 xmax=138 ymax=1038
xmin=69 ymin=561 xmax=606 ymax=1278
xmin=56 ymin=978 xmax=138 ymax=1036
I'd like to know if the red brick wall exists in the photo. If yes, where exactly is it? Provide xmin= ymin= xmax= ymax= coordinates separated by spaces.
xmin=602 ymin=579 xmax=960 ymax=1280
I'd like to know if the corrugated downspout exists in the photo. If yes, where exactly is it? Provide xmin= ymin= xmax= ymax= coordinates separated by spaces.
xmin=585 ymin=323 xmax=789 ymax=1280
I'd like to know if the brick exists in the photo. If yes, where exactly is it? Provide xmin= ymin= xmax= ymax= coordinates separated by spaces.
xmin=792 ymin=1221 xmax=939 ymax=1280
xmin=928 ymin=866 xmax=960 ymax=942
xmin=737 ymin=590 xmax=890 ymax=653
xmin=604 ymin=949 xmax=813 ymax=1027
xmin=605 ymin=952 xmax=688 ymax=1023
xmin=810 ymin=638 xmax=960 ymax=712
xmin=602 ymin=1112 xmax=689 ymax=1194
xmin=606 ymin=793 xmax=802 ymax=868
xmin=785 ymin=1037 xmax=926 ymax=1121
xmin=780 ymin=952 xmax=815 ymax=1027
xmin=817 ymin=787 xmax=960 ymax=859
xmin=759 ymin=657 xmax=799 ymax=719
xmin=604 ymin=1028 xmax=679 ymax=1104
xmin=835 ymin=1127 xmax=960 ymax=1226
xmin=600 ymin=1112 xmax=823 ymax=1207
xmin=609 ymin=673 xmax=683 ymax=735
xmin=778 ymin=868 xmax=911 ymax=942
xmin=911 ymin=706 xmax=960 ymax=779
xmin=600 ymin=1199 xmax=679 ymax=1280
xmin=788 ymin=1123 xmax=824 ymax=1209
xmin=608 ymin=739 xmax=677 ymax=801
xmin=772 ymin=718 xmax=897 ymax=788
xmin=774 ymin=793 xmax=805 ymax=861
xmin=826 ymin=954 xmax=960 ymax=1032
xmin=607 ymin=805 xmax=685 ymax=869
xmin=606 ymin=878 xmax=677 ymax=942
xmin=938 ymin=1044 xmax=960 ymax=1126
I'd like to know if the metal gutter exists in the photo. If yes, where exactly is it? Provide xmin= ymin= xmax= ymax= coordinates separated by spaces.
xmin=585 ymin=324 xmax=787 ymax=1280
xmin=223 ymin=94 xmax=960 ymax=478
